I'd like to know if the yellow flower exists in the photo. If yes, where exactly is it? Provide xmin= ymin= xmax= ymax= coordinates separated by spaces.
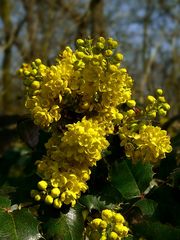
xmin=135 ymin=125 xmax=172 ymax=164
xmin=120 ymin=124 xmax=172 ymax=164
xmin=85 ymin=209 xmax=129 ymax=240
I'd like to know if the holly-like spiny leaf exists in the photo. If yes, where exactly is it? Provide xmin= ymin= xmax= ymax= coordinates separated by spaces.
xmin=110 ymin=159 xmax=154 ymax=199
xmin=0 ymin=197 xmax=41 ymax=240
xmin=133 ymin=220 xmax=180 ymax=240
xmin=43 ymin=205 xmax=84 ymax=240
xmin=134 ymin=198 xmax=158 ymax=217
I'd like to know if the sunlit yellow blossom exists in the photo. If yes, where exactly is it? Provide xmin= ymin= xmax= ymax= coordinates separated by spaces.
xmin=120 ymin=125 xmax=172 ymax=164
xmin=85 ymin=209 xmax=129 ymax=240
xmin=134 ymin=125 xmax=172 ymax=163
xmin=19 ymin=37 xmax=172 ymax=212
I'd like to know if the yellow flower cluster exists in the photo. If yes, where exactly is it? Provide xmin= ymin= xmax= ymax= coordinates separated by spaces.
xmin=19 ymin=37 xmax=134 ymax=207
xmin=118 ymin=90 xmax=172 ymax=164
xmin=72 ymin=37 xmax=133 ymax=113
xmin=120 ymin=125 xmax=172 ymax=164
xmin=145 ymin=89 xmax=170 ymax=119
xmin=19 ymin=37 xmax=172 ymax=209
xmin=31 ymin=117 xmax=109 ymax=207
xmin=19 ymin=47 xmax=75 ymax=128
xmin=85 ymin=209 xmax=129 ymax=240
xmin=19 ymin=37 xmax=132 ymax=129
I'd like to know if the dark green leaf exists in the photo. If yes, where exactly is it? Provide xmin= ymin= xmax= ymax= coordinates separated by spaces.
xmin=110 ymin=159 xmax=154 ymax=199
xmin=124 ymin=235 xmax=134 ymax=240
xmin=44 ymin=205 xmax=84 ymax=240
xmin=0 ymin=196 xmax=11 ymax=208
xmin=134 ymin=199 xmax=157 ymax=217
xmin=149 ymin=185 xmax=180 ymax=226
xmin=110 ymin=160 xmax=141 ymax=199
xmin=0 ymin=208 xmax=41 ymax=240
xmin=133 ymin=220 xmax=180 ymax=240
xmin=99 ymin=182 xmax=123 ymax=204
xmin=79 ymin=195 xmax=108 ymax=211
xmin=129 ymin=160 xmax=154 ymax=192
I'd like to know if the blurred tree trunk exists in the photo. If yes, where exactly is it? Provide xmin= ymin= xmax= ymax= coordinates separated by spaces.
xmin=1 ymin=0 xmax=12 ymax=114
xmin=77 ymin=0 xmax=106 ymax=39
xmin=90 ymin=0 xmax=106 ymax=38
xmin=37 ymin=0 xmax=57 ymax=62
xmin=22 ymin=0 xmax=38 ymax=60
xmin=140 ymin=0 xmax=153 ymax=96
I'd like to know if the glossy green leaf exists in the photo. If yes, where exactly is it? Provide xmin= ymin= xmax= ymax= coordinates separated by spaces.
xmin=98 ymin=182 xmax=123 ymax=204
xmin=0 ymin=207 xmax=41 ymax=240
xmin=110 ymin=159 xmax=154 ymax=199
xmin=110 ymin=160 xmax=141 ymax=199
xmin=134 ymin=199 xmax=158 ymax=217
xmin=129 ymin=160 xmax=154 ymax=192
xmin=79 ymin=195 xmax=108 ymax=211
xmin=133 ymin=220 xmax=180 ymax=240
xmin=44 ymin=205 xmax=84 ymax=240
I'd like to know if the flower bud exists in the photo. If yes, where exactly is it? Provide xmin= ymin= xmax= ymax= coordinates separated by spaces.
xmin=114 ymin=213 xmax=125 ymax=223
xmin=31 ymin=81 xmax=41 ymax=90
xmin=24 ymin=70 xmax=30 ymax=76
xmin=97 ymin=42 xmax=105 ymax=49
xmin=158 ymin=96 xmax=166 ymax=102
xmin=127 ymin=109 xmax=135 ymax=117
xmin=108 ymin=38 xmax=118 ymax=48
xmin=109 ymin=231 xmax=118 ymax=240
xmin=109 ymin=64 xmax=117 ymax=72
xmin=162 ymin=103 xmax=170 ymax=111
xmin=105 ymin=50 xmax=113 ymax=57
xmin=35 ymin=58 xmax=42 ymax=66
xmin=37 ymin=180 xmax=48 ymax=190
xmin=102 ymin=209 xmax=113 ymax=220
xmin=127 ymin=100 xmax=136 ymax=108
xmin=45 ymin=195 xmax=53 ymax=205
xmin=76 ymin=51 xmax=85 ymax=58
xmin=53 ymin=198 xmax=62 ymax=208
xmin=148 ymin=111 xmax=157 ymax=118
xmin=76 ymin=39 xmax=84 ymax=46
xmin=51 ymin=188 xmax=61 ymax=198
xmin=98 ymin=36 xmax=105 ymax=43
xmin=147 ymin=95 xmax=156 ymax=103
xmin=91 ymin=218 xmax=102 ymax=228
xmin=100 ymin=220 xmax=107 ymax=229
xmin=115 ymin=53 xmax=123 ymax=61
xmin=156 ymin=88 xmax=163 ymax=95
xmin=34 ymin=194 xmax=41 ymax=201
xmin=158 ymin=108 xmax=167 ymax=116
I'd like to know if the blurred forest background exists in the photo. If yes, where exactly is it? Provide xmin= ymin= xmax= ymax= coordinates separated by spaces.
xmin=0 ymin=0 xmax=180 ymax=153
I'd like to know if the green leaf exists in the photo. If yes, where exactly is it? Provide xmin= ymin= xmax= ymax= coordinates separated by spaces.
xmin=0 ymin=196 xmax=11 ymax=208
xmin=44 ymin=205 xmax=84 ymax=240
xmin=129 ymin=160 xmax=154 ymax=192
xmin=133 ymin=220 xmax=180 ymax=240
xmin=149 ymin=185 xmax=180 ymax=226
xmin=79 ymin=195 xmax=107 ymax=211
xmin=98 ymin=182 xmax=123 ymax=204
xmin=110 ymin=159 xmax=154 ymax=199
xmin=0 ymin=207 xmax=41 ymax=240
xmin=134 ymin=199 xmax=158 ymax=217
xmin=110 ymin=160 xmax=141 ymax=199
xmin=124 ymin=235 xmax=134 ymax=240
